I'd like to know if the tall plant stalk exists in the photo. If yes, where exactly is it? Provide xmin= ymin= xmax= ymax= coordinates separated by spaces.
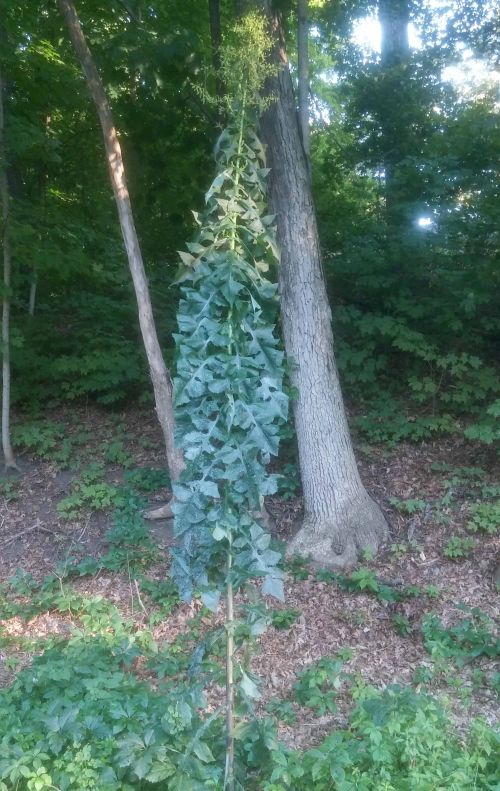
xmin=172 ymin=13 xmax=286 ymax=785
xmin=224 ymin=102 xmax=245 ymax=786
xmin=224 ymin=537 xmax=235 ymax=790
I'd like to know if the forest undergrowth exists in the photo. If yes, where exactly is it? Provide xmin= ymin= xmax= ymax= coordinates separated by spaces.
xmin=0 ymin=405 xmax=498 ymax=790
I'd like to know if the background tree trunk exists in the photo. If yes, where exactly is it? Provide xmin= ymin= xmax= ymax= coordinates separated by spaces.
xmin=260 ymin=8 xmax=388 ymax=566
xmin=58 ymin=0 xmax=184 ymax=482
xmin=297 ymin=0 xmax=310 ymax=162
xmin=208 ymin=0 xmax=224 ymax=105
xmin=28 ymin=276 xmax=37 ymax=316
xmin=380 ymin=0 xmax=410 ymax=67
xmin=0 ymin=69 xmax=16 ymax=469
xmin=379 ymin=0 xmax=410 ymax=226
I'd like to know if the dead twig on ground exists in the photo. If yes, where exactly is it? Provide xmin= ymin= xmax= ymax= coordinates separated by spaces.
xmin=134 ymin=578 xmax=148 ymax=615
xmin=0 ymin=523 xmax=57 ymax=549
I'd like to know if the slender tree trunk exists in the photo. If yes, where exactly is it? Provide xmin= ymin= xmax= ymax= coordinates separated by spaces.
xmin=297 ymin=0 xmax=310 ymax=163
xmin=28 ymin=275 xmax=37 ymax=316
xmin=0 ymin=70 xmax=16 ymax=469
xmin=58 ymin=0 xmax=184 ymax=481
xmin=208 ymin=0 xmax=224 ymax=105
xmin=260 ymin=8 xmax=388 ymax=566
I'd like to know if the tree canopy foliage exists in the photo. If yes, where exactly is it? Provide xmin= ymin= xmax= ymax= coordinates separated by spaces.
xmin=1 ymin=0 xmax=497 ymax=445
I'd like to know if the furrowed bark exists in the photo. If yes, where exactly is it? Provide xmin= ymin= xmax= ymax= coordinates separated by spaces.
xmin=260 ymin=6 xmax=388 ymax=567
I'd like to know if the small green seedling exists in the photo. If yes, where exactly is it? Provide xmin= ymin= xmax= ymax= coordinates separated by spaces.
xmin=270 ymin=608 xmax=302 ymax=630
xmin=443 ymin=535 xmax=475 ymax=560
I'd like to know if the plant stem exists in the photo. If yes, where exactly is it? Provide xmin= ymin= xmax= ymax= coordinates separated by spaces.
xmin=229 ymin=88 xmax=247 ymax=252
xmin=224 ymin=93 xmax=249 ymax=789
xmin=224 ymin=529 xmax=235 ymax=791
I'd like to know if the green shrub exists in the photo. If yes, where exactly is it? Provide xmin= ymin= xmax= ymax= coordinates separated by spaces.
xmin=0 ymin=479 xmax=18 ymax=501
xmin=422 ymin=607 xmax=500 ymax=667
xmin=11 ymin=291 xmax=150 ymax=408
xmin=98 ymin=503 xmax=158 ymax=574
xmin=124 ymin=467 xmax=170 ymax=493
xmin=388 ymin=496 xmax=427 ymax=514
xmin=392 ymin=614 xmax=413 ymax=636
xmin=270 ymin=608 xmax=302 ymax=630
xmin=256 ymin=686 xmax=500 ymax=790
xmin=442 ymin=535 xmax=475 ymax=560
xmin=467 ymin=502 xmax=500 ymax=535
xmin=0 ymin=638 xmax=224 ymax=790
xmin=315 ymin=566 xmax=425 ymax=604
xmin=277 ymin=463 xmax=300 ymax=500
xmin=284 ymin=555 xmax=311 ymax=581
xmin=292 ymin=654 xmax=351 ymax=716
xmin=12 ymin=420 xmax=65 ymax=460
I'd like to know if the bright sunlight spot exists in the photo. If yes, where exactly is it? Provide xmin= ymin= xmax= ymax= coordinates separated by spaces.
xmin=351 ymin=15 xmax=421 ymax=54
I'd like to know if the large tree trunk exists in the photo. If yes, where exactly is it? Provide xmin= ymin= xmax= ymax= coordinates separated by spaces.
xmin=260 ymin=9 xmax=388 ymax=567
xmin=0 ymin=69 xmax=16 ymax=470
xmin=58 ymin=0 xmax=183 ymax=482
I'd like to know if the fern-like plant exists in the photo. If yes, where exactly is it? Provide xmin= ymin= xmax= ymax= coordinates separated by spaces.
xmin=171 ymin=14 xmax=286 ymax=789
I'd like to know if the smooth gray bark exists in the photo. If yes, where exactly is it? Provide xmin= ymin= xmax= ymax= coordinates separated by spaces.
xmin=58 ymin=0 xmax=184 ymax=481
xmin=260 ymin=10 xmax=388 ymax=567
xmin=0 ymin=70 xmax=16 ymax=470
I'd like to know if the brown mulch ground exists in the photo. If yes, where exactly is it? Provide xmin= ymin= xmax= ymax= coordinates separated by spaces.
xmin=0 ymin=405 xmax=498 ymax=746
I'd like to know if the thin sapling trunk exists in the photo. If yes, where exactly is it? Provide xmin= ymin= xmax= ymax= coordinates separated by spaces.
xmin=208 ymin=0 xmax=224 ymax=105
xmin=28 ymin=275 xmax=37 ymax=317
xmin=58 ymin=0 xmax=183 ymax=482
xmin=0 ymin=70 xmax=16 ymax=470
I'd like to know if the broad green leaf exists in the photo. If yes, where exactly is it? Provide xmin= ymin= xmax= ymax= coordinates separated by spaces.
xmin=262 ymin=575 xmax=285 ymax=602
xmin=192 ymin=739 xmax=215 ymax=763
xmin=240 ymin=670 xmax=261 ymax=699
xmin=201 ymin=589 xmax=220 ymax=612
xmin=212 ymin=524 xmax=227 ymax=541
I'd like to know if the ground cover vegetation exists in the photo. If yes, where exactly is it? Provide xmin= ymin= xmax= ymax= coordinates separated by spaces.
xmin=0 ymin=0 xmax=499 ymax=789
xmin=0 ymin=416 xmax=499 ymax=788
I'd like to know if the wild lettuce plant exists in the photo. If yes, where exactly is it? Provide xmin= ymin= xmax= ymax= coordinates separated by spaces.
xmin=172 ymin=14 xmax=286 ymax=607
xmin=171 ymin=14 xmax=287 ymax=789
xmin=171 ymin=118 xmax=287 ymax=606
